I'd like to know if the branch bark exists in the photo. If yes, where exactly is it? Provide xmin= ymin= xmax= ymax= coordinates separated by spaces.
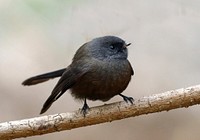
xmin=1 ymin=84 xmax=200 ymax=139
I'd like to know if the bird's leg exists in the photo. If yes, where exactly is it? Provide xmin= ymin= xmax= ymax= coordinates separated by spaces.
xmin=81 ymin=97 xmax=90 ymax=117
xmin=119 ymin=93 xmax=134 ymax=104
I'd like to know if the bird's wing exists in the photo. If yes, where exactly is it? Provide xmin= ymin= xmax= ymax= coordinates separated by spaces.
xmin=40 ymin=64 xmax=88 ymax=114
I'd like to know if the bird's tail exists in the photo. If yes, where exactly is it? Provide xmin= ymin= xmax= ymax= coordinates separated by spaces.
xmin=22 ymin=68 xmax=66 ymax=86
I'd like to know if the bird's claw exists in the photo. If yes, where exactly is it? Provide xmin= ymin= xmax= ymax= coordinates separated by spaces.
xmin=81 ymin=102 xmax=90 ymax=117
xmin=119 ymin=93 xmax=134 ymax=104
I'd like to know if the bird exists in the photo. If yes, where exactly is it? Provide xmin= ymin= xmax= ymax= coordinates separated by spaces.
xmin=22 ymin=36 xmax=134 ymax=116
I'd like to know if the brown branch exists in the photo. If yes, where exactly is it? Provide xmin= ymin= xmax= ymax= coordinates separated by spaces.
xmin=1 ymin=84 xmax=200 ymax=139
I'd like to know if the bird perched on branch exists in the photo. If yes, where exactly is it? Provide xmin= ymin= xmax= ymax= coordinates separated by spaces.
xmin=22 ymin=36 xmax=134 ymax=116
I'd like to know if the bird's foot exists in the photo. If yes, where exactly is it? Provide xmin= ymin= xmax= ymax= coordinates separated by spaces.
xmin=81 ymin=98 xmax=90 ymax=117
xmin=119 ymin=93 xmax=134 ymax=104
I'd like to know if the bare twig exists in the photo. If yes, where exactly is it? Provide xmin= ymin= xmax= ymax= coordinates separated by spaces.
xmin=0 ymin=84 xmax=200 ymax=139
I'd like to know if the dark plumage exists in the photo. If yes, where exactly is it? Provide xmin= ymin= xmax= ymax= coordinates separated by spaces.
xmin=22 ymin=36 xmax=134 ymax=116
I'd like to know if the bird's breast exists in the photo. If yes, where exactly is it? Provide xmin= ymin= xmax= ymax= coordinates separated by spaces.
xmin=71 ymin=59 xmax=132 ymax=101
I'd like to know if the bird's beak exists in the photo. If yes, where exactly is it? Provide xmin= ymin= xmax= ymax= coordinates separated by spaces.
xmin=124 ymin=43 xmax=131 ymax=48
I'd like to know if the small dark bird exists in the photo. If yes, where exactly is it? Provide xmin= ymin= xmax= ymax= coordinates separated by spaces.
xmin=22 ymin=36 xmax=134 ymax=116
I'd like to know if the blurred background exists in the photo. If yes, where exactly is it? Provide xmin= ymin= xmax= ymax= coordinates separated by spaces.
xmin=0 ymin=0 xmax=200 ymax=140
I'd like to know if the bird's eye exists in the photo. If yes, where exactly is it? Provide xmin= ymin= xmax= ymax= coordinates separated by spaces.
xmin=109 ymin=42 xmax=124 ymax=51
xmin=110 ymin=45 xmax=115 ymax=49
